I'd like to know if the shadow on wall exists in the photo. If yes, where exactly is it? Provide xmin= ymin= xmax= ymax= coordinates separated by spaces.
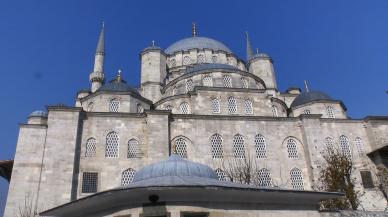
xmin=0 ymin=178 xmax=9 ymax=217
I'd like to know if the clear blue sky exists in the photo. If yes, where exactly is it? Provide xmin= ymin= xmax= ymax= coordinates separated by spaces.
xmin=1 ymin=0 xmax=388 ymax=215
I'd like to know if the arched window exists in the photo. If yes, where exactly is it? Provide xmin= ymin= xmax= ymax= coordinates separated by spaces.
xmin=87 ymin=102 xmax=94 ymax=112
xmin=85 ymin=138 xmax=97 ymax=158
xmin=186 ymin=79 xmax=193 ymax=92
xmin=339 ymin=135 xmax=351 ymax=158
xmin=202 ymin=75 xmax=213 ymax=87
xmin=105 ymin=132 xmax=119 ymax=158
xmin=211 ymin=134 xmax=223 ymax=158
xmin=109 ymin=98 xmax=120 ymax=112
xmin=197 ymin=54 xmax=205 ymax=64
xmin=174 ymin=138 xmax=187 ymax=158
xmin=137 ymin=104 xmax=144 ymax=113
xmin=324 ymin=137 xmax=334 ymax=150
xmin=255 ymin=134 xmax=267 ymax=158
xmin=169 ymin=58 xmax=176 ymax=67
xmin=127 ymin=139 xmax=140 ymax=158
xmin=165 ymin=105 xmax=173 ymax=111
xmin=211 ymin=98 xmax=220 ymax=114
xmin=326 ymin=106 xmax=335 ymax=118
xmin=286 ymin=138 xmax=298 ymax=159
xmin=215 ymin=168 xmax=226 ymax=181
xmin=290 ymin=168 xmax=304 ymax=190
xmin=258 ymin=168 xmax=272 ymax=187
xmin=212 ymin=55 xmax=218 ymax=63
xmin=223 ymin=75 xmax=232 ymax=88
xmin=183 ymin=56 xmax=191 ymax=65
xmin=228 ymin=96 xmax=237 ymax=114
xmin=180 ymin=102 xmax=189 ymax=114
xmin=271 ymin=105 xmax=278 ymax=117
xmin=241 ymin=77 xmax=249 ymax=88
xmin=303 ymin=109 xmax=311 ymax=115
xmin=121 ymin=168 xmax=136 ymax=186
xmin=244 ymin=99 xmax=253 ymax=115
xmin=355 ymin=137 xmax=365 ymax=157
xmin=233 ymin=134 xmax=245 ymax=159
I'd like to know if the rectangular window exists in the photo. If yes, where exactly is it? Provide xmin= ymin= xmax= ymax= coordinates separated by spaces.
xmin=82 ymin=172 xmax=98 ymax=193
xmin=360 ymin=171 xmax=374 ymax=189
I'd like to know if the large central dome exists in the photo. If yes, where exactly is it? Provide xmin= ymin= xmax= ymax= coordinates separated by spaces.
xmin=165 ymin=36 xmax=232 ymax=55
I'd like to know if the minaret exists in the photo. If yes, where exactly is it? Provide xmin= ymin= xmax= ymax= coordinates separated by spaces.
xmin=245 ymin=31 xmax=254 ymax=61
xmin=89 ymin=23 xmax=105 ymax=92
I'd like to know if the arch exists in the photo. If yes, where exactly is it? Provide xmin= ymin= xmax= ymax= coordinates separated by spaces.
xmin=87 ymin=102 xmax=94 ymax=112
xmin=127 ymin=139 xmax=140 ymax=158
xmin=180 ymin=102 xmax=189 ymax=114
xmin=355 ymin=137 xmax=364 ymax=157
xmin=233 ymin=134 xmax=245 ymax=159
xmin=215 ymin=168 xmax=226 ymax=181
xmin=244 ymin=99 xmax=253 ymax=115
xmin=339 ymin=135 xmax=351 ymax=158
xmin=211 ymin=98 xmax=221 ymax=114
xmin=186 ymin=79 xmax=193 ymax=92
xmin=290 ymin=168 xmax=304 ymax=190
xmin=164 ymin=105 xmax=173 ymax=111
xmin=286 ymin=138 xmax=298 ymax=159
xmin=241 ymin=77 xmax=249 ymax=88
xmin=326 ymin=106 xmax=335 ymax=118
xmin=223 ymin=75 xmax=232 ymax=88
xmin=303 ymin=109 xmax=311 ymax=115
xmin=324 ymin=137 xmax=334 ymax=150
xmin=202 ymin=75 xmax=213 ymax=87
xmin=258 ymin=168 xmax=272 ymax=187
xmin=210 ymin=134 xmax=223 ymax=158
xmin=105 ymin=131 xmax=119 ymax=158
xmin=173 ymin=137 xmax=188 ymax=158
xmin=137 ymin=104 xmax=144 ymax=113
xmin=197 ymin=54 xmax=205 ymax=64
xmin=109 ymin=98 xmax=120 ymax=112
xmin=255 ymin=134 xmax=267 ymax=158
xmin=271 ymin=105 xmax=278 ymax=117
xmin=228 ymin=96 xmax=237 ymax=114
xmin=85 ymin=137 xmax=97 ymax=158
xmin=121 ymin=168 xmax=136 ymax=186
xmin=183 ymin=56 xmax=191 ymax=65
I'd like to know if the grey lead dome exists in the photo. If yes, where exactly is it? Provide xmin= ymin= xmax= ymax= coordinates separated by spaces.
xmin=165 ymin=36 xmax=232 ymax=55
xmin=133 ymin=154 xmax=218 ymax=182
xmin=291 ymin=91 xmax=333 ymax=108
xmin=29 ymin=110 xmax=48 ymax=118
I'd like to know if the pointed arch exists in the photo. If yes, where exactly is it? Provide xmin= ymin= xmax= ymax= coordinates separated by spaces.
xmin=258 ymin=168 xmax=272 ymax=187
xmin=255 ymin=134 xmax=267 ymax=158
xmin=85 ymin=137 xmax=97 ymax=158
xmin=290 ymin=168 xmax=304 ymax=190
xmin=210 ymin=134 xmax=223 ymax=158
xmin=105 ymin=131 xmax=119 ymax=158
xmin=127 ymin=138 xmax=140 ymax=158
xmin=121 ymin=168 xmax=136 ymax=186
xmin=233 ymin=134 xmax=245 ymax=159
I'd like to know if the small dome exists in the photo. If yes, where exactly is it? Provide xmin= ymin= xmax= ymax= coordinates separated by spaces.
xmin=291 ymin=91 xmax=333 ymax=108
xmin=98 ymin=78 xmax=140 ymax=95
xmin=133 ymin=154 xmax=218 ymax=182
xmin=29 ymin=110 xmax=48 ymax=118
xmin=165 ymin=37 xmax=232 ymax=55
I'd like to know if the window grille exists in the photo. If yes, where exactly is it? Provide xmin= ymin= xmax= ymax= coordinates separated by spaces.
xmin=85 ymin=138 xmax=97 ymax=158
xmin=241 ymin=77 xmax=249 ymax=88
xmin=186 ymin=79 xmax=193 ymax=92
xmin=215 ymin=168 xmax=226 ymax=181
xmin=105 ymin=131 xmax=119 ymax=158
xmin=258 ymin=168 xmax=272 ymax=187
xmin=82 ymin=172 xmax=98 ymax=193
xmin=303 ymin=109 xmax=311 ymax=115
xmin=339 ymin=135 xmax=351 ymax=158
xmin=202 ymin=75 xmax=213 ymax=87
xmin=175 ymin=138 xmax=187 ymax=158
xmin=183 ymin=56 xmax=191 ymax=65
xmin=223 ymin=75 xmax=232 ymax=88
xmin=244 ymin=99 xmax=253 ymax=115
xmin=180 ymin=102 xmax=189 ymax=114
xmin=87 ymin=102 xmax=94 ymax=112
xmin=287 ymin=138 xmax=298 ymax=159
xmin=255 ymin=134 xmax=267 ymax=158
xmin=197 ymin=54 xmax=205 ymax=64
xmin=355 ymin=137 xmax=364 ymax=157
xmin=228 ymin=96 xmax=237 ymax=114
xmin=233 ymin=134 xmax=245 ymax=159
xmin=360 ymin=171 xmax=374 ymax=189
xmin=212 ymin=55 xmax=218 ymax=63
xmin=290 ymin=168 xmax=304 ymax=190
xmin=165 ymin=105 xmax=173 ymax=111
xmin=137 ymin=104 xmax=144 ymax=113
xmin=121 ymin=168 xmax=136 ymax=186
xmin=257 ymin=82 xmax=264 ymax=89
xmin=211 ymin=134 xmax=223 ymax=158
xmin=127 ymin=139 xmax=140 ymax=158
xmin=326 ymin=106 xmax=335 ymax=118
xmin=271 ymin=105 xmax=278 ymax=117
xmin=109 ymin=98 xmax=120 ymax=112
xmin=211 ymin=98 xmax=220 ymax=114
xmin=324 ymin=137 xmax=334 ymax=150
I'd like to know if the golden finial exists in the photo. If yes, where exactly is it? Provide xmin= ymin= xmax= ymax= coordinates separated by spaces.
xmin=304 ymin=80 xmax=310 ymax=92
xmin=192 ymin=22 xmax=197 ymax=37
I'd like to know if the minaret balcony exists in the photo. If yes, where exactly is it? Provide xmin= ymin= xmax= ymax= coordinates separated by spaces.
xmin=89 ymin=71 xmax=104 ymax=82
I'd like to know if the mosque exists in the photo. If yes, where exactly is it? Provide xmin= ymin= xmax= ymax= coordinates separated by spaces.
xmin=1 ymin=23 xmax=388 ymax=217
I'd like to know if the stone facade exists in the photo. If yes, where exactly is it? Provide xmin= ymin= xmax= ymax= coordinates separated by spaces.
xmin=3 ymin=27 xmax=388 ymax=217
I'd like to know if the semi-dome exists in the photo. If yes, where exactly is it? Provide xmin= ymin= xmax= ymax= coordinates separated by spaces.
xmin=291 ymin=91 xmax=333 ymax=108
xmin=165 ymin=37 xmax=232 ymax=55
xmin=133 ymin=154 xmax=218 ymax=182
xmin=29 ymin=110 xmax=48 ymax=118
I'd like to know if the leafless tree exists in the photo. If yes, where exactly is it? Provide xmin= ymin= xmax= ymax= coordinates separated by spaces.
xmin=18 ymin=193 xmax=38 ymax=217
xmin=376 ymin=166 xmax=388 ymax=202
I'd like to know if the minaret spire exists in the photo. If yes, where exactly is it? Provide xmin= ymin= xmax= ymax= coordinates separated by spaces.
xmin=304 ymin=80 xmax=310 ymax=92
xmin=192 ymin=22 xmax=197 ymax=37
xmin=90 ymin=22 xmax=105 ymax=92
xmin=245 ymin=31 xmax=254 ymax=61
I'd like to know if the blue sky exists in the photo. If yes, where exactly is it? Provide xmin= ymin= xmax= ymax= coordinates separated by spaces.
xmin=1 ymin=0 xmax=388 ymax=215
